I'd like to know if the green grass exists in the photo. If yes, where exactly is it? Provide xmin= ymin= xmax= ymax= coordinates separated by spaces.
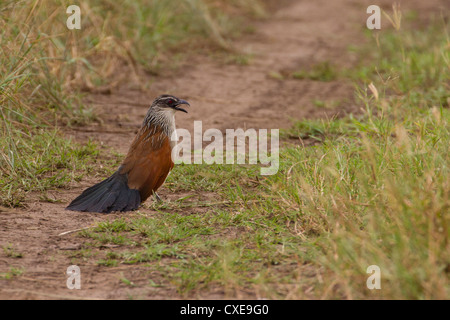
xmin=78 ymin=18 xmax=449 ymax=299
xmin=0 ymin=267 xmax=25 ymax=280
xmin=292 ymin=61 xmax=338 ymax=82
xmin=3 ymin=244 xmax=24 ymax=259
xmin=0 ymin=129 xmax=107 ymax=206
xmin=262 ymin=20 xmax=449 ymax=299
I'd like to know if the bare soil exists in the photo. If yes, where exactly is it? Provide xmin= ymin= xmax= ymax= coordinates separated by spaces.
xmin=0 ymin=0 xmax=447 ymax=299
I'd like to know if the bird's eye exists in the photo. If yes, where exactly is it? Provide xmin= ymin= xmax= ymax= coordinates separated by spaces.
xmin=167 ymin=100 xmax=173 ymax=104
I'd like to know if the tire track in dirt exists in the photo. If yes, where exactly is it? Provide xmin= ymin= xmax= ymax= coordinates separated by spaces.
xmin=1 ymin=0 xmax=447 ymax=299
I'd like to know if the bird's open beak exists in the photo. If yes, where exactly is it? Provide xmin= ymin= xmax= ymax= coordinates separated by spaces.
xmin=173 ymin=99 xmax=190 ymax=113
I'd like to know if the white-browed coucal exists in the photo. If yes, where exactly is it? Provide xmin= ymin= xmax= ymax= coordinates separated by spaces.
xmin=66 ymin=94 xmax=189 ymax=213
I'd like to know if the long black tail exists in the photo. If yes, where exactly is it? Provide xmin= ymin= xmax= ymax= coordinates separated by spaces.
xmin=66 ymin=172 xmax=141 ymax=213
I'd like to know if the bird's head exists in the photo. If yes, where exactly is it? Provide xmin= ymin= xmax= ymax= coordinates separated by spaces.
xmin=151 ymin=95 xmax=190 ymax=114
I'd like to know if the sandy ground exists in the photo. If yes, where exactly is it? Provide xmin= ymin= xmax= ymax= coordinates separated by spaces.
xmin=0 ymin=0 xmax=447 ymax=299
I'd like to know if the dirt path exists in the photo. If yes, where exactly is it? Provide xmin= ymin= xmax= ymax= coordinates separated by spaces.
xmin=0 ymin=0 xmax=446 ymax=299
xmin=69 ymin=0 xmax=365 ymax=153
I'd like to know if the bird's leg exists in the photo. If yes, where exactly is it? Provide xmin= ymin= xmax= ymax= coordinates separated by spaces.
xmin=153 ymin=192 xmax=163 ymax=203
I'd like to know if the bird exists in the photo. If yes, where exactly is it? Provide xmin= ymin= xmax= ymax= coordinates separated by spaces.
xmin=66 ymin=94 xmax=190 ymax=213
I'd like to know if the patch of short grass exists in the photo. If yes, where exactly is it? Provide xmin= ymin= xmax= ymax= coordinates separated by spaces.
xmin=292 ymin=61 xmax=338 ymax=82
xmin=0 ymin=266 xmax=25 ymax=280
xmin=166 ymin=161 xmax=261 ymax=193
xmin=0 ymin=130 xmax=104 ymax=207
xmin=3 ymin=244 xmax=24 ymax=258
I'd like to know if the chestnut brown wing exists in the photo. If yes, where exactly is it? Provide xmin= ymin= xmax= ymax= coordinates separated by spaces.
xmin=119 ymin=126 xmax=174 ymax=202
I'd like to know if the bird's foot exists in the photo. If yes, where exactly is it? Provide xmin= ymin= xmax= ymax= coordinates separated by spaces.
xmin=153 ymin=192 xmax=163 ymax=203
